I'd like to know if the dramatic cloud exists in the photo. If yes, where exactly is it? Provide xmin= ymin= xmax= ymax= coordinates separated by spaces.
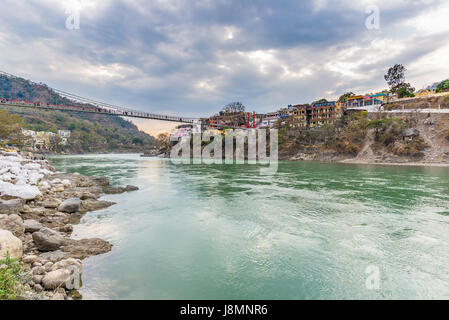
xmin=1 ymin=0 xmax=448 ymax=127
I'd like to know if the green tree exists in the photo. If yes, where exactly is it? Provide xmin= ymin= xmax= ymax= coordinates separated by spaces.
xmin=132 ymin=137 xmax=143 ymax=145
xmin=0 ymin=110 xmax=25 ymax=146
xmin=338 ymin=92 xmax=355 ymax=103
xmin=396 ymin=84 xmax=416 ymax=98
xmin=367 ymin=119 xmax=385 ymax=139
xmin=384 ymin=64 xmax=415 ymax=96
xmin=436 ymin=79 xmax=449 ymax=93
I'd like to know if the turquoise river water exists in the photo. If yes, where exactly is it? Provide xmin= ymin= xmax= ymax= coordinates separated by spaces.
xmin=49 ymin=154 xmax=449 ymax=300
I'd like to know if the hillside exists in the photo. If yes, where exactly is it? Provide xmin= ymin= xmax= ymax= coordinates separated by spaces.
xmin=0 ymin=73 xmax=155 ymax=154
xmin=279 ymin=110 xmax=449 ymax=164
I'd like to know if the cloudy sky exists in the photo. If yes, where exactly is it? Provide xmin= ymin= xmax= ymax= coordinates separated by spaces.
xmin=1 ymin=0 xmax=449 ymax=134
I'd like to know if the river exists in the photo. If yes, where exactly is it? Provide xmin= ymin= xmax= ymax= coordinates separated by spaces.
xmin=49 ymin=154 xmax=449 ymax=300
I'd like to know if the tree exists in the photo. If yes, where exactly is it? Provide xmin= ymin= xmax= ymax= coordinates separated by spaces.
xmin=314 ymin=98 xmax=328 ymax=104
xmin=436 ymin=79 xmax=449 ymax=93
xmin=367 ymin=119 xmax=385 ymax=139
xmin=338 ymin=92 xmax=355 ymax=103
xmin=385 ymin=64 xmax=406 ymax=88
xmin=385 ymin=64 xmax=415 ymax=96
xmin=222 ymin=102 xmax=245 ymax=114
xmin=0 ymin=110 xmax=25 ymax=147
xmin=155 ymin=133 xmax=170 ymax=150
xmin=395 ymin=84 xmax=416 ymax=98
xmin=132 ymin=137 xmax=143 ymax=145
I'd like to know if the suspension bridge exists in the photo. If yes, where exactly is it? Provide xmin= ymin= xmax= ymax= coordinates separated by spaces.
xmin=0 ymin=70 xmax=199 ymax=124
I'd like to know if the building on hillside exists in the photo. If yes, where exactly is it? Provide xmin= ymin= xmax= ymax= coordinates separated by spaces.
xmin=346 ymin=95 xmax=383 ymax=108
xmin=307 ymin=101 xmax=336 ymax=128
xmin=291 ymin=104 xmax=308 ymax=128
xmin=36 ymin=132 xmax=56 ymax=150
xmin=277 ymin=108 xmax=291 ymax=118
xmin=21 ymin=129 xmax=63 ymax=151
xmin=57 ymin=130 xmax=71 ymax=145
xmin=259 ymin=111 xmax=281 ymax=128
xmin=207 ymin=111 xmax=258 ymax=128
xmin=370 ymin=92 xmax=390 ymax=103
xmin=265 ymin=111 xmax=280 ymax=118
xmin=170 ymin=124 xmax=194 ymax=142
xmin=335 ymin=101 xmax=346 ymax=114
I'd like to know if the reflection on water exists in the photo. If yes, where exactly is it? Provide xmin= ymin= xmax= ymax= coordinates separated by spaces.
xmin=50 ymin=154 xmax=449 ymax=300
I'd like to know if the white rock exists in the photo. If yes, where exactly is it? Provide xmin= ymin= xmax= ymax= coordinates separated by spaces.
xmin=38 ymin=181 xmax=51 ymax=190
xmin=0 ymin=229 xmax=23 ymax=259
xmin=61 ymin=179 xmax=72 ymax=187
xmin=0 ymin=181 xmax=42 ymax=200
xmin=52 ymin=258 xmax=82 ymax=274
xmin=41 ymin=269 xmax=71 ymax=290
xmin=23 ymin=163 xmax=42 ymax=170
xmin=51 ymin=178 xmax=62 ymax=185
xmin=23 ymin=219 xmax=44 ymax=233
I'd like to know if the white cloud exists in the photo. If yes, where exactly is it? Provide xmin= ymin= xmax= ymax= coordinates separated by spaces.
xmin=0 ymin=0 xmax=448 ymax=117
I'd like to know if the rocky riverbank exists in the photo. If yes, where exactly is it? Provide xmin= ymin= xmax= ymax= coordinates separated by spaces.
xmin=0 ymin=151 xmax=138 ymax=300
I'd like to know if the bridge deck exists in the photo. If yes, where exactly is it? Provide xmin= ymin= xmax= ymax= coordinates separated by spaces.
xmin=1 ymin=101 xmax=197 ymax=123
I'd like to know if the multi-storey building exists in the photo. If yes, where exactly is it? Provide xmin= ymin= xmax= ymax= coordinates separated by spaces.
xmin=291 ymin=104 xmax=308 ymax=128
xmin=346 ymin=95 xmax=383 ymax=108
xmin=306 ymin=101 xmax=336 ymax=128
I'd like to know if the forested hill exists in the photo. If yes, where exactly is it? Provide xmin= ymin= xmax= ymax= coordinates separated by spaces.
xmin=0 ymin=73 xmax=155 ymax=154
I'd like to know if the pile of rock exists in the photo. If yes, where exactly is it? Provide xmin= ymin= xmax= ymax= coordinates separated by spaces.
xmin=0 ymin=152 xmax=139 ymax=300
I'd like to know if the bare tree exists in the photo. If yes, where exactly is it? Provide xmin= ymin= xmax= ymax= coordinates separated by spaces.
xmin=223 ymin=102 xmax=245 ymax=114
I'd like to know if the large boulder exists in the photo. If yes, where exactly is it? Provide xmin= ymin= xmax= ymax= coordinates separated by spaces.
xmin=80 ymin=191 xmax=98 ymax=200
xmin=39 ymin=250 xmax=68 ymax=263
xmin=402 ymin=128 xmax=420 ymax=138
xmin=0 ymin=182 xmax=42 ymax=200
xmin=0 ymin=229 xmax=23 ymax=259
xmin=42 ymin=199 xmax=61 ymax=209
xmin=104 ymin=185 xmax=138 ymax=194
xmin=0 ymin=199 xmax=24 ymax=215
xmin=51 ymin=258 xmax=82 ymax=274
xmin=22 ymin=254 xmax=39 ymax=264
xmin=61 ymin=238 xmax=112 ymax=260
xmin=91 ymin=177 xmax=110 ymax=187
xmin=41 ymin=269 xmax=71 ymax=290
xmin=0 ymin=214 xmax=25 ymax=237
xmin=103 ymin=186 xmax=126 ymax=194
xmin=58 ymin=198 xmax=81 ymax=213
xmin=32 ymin=228 xmax=68 ymax=252
xmin=23 ymin=219 xmax=44 ymax=233
xmin=80 ymin=200 xmax=115 ymax=213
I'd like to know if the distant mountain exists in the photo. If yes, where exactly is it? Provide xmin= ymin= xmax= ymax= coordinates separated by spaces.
xmin=0 ymin=73 xmax=155 ymax=154
xmin=425 ymin=80 xmax=448 ymax=91
xmin=425 ymin=82 xmax=440 ymax=91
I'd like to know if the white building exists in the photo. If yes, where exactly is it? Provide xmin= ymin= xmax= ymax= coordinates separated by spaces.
xmin=58 ymin=130 xmax=71 ymax=145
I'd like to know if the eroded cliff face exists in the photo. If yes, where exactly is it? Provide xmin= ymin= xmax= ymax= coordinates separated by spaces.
xmin=279 ymin=113 xmax=449 ymax=164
